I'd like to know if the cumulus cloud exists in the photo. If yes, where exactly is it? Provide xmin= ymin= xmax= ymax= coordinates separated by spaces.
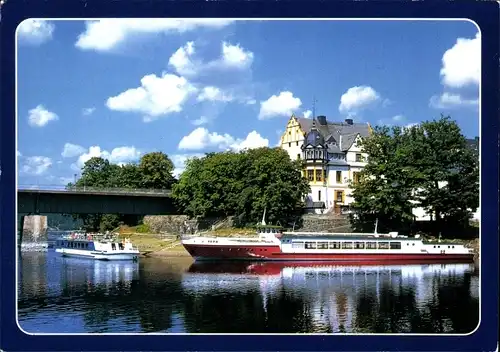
xmin=61 ymin=143 xmax=86 ymax=158
xmin=338 ymin=86 xmax=381 ymax=115
xmin=28 ymin=105 xmax=59 ymax=127
xmin=440 ymin=32 xmax=480 ymax=88
xmin=392 ymin=114 xmax=405 ymax=122
xmin=191 ymin=116 xmax=213 ymax=126
xmin=168 ymin=41 xmax=254 ymax=77
xmin=170 ymin=153 xmax=205 ymax=177
xmin=429 ymin=92 xmax=479 ymax=109
xmin=17 ymin=19 xmax=55 ymax=45
xmin=75 ymin=19 xmax=234 ymax=52
xmin=258 ymin=91 xmax=302 ymax=120
xmin=82 ymin=107 xmax=96 ymax=116
xmin=21 ymin=156 xmax=52 ymax=175
xmin=178 ymin=128 xmax=268 ymax=151
xmin=303 ymin=110 xmax=312 ymax=119
xmin=197 ymin=86 xmax=234 ymax=103
xmin=71 ymin=145 xmax=142 ymax=171
xmin=106 ymin=72 xmax=197 ymax=121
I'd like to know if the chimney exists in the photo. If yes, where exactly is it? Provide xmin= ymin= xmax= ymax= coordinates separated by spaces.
xmin=345 ymin=118 xmax=353 ymax=125
xmin=317 ymin=115 xmax=327 ymax=125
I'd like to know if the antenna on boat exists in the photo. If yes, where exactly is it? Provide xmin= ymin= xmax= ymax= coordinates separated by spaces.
xmin=374 ymin=218 xmax=379 ymax=234
xmin=261 ymin=207 xmax=267 ymax=226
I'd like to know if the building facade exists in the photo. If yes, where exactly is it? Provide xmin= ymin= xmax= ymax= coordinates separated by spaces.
xmin=280 ymin=114 xmax=371 ymax=214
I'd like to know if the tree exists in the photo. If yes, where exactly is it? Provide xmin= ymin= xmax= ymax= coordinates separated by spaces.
xmin=172 ymin=147 xmax=310 ymax=226
xmin=350 ymin=116 xmax=479 ymax=236
xmin=138 ymin=152 xmax=176 ymax=189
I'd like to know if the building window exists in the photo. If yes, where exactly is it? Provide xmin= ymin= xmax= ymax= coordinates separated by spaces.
xmin=353 ymin=172 xmax=361 ymax=184
xmin=307 ymin=170 xmax=314 ymax=181
xmin=366 ymin=242 xmax=377 ymax=249
xmin=378 ymin=242 xmax=390 ymax=249
xmin=316 ymin=169 xmax=322 ymax=182
xmin=289 ymin=131 xmax=291 ymax=135
xmin=336 ymin=191 xmax=343 ymax=202
xmin=289 ymin=142 xmax=291 ymax=147
xmin=342 ymin=242 xmax=353 ymax=249
xmin=297 ymin=154 xmax=301 ymax=160
xmin=323 ymin=170 xmax=327 ymax=181
xmin=355 ymin=153 xmax=362 ymax=162
xmin=336 ymin=171 xmax=342 ymax=183
xmin=390 ymin=242 xmax=402 ymax=250
xmin=296 ymin=141 xmax=299 ymax=146
xmin=318 ymin=190 xmax=321 ymax=201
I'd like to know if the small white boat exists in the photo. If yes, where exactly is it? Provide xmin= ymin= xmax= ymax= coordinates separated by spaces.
xmin=54 ymin=232 xmax=140 ymax=261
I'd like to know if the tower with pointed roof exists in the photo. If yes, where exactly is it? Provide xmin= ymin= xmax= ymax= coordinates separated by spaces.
xmin=280 ymin=111 xmax=371 ymax=214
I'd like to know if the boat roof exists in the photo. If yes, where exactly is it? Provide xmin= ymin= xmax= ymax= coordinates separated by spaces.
xmin=282 ymin=234 xmax=421 ymax=241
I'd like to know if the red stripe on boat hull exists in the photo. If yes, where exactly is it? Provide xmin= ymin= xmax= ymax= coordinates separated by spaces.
xmin=182 ymin=244 xmax=474 ymax=262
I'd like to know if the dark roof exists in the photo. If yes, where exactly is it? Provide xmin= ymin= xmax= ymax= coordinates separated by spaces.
xmin=295 ymin=116 xmax=370 ymax=151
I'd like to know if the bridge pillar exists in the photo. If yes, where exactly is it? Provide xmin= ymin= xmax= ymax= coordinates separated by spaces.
xmin=18 ymin=215 xmax=25 ymax=248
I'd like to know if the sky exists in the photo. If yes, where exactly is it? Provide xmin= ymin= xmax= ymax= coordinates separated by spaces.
xmin=16 ymin=19 xmax=480 ymax=187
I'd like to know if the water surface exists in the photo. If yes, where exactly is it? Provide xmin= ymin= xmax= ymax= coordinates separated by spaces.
xmin=18 ymin=251 xmax=479 ymax=334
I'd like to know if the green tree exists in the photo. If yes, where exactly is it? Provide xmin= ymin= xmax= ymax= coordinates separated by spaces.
xmin=350 ymin=116 xmax=479 ymax=236
xmin=172 ymin=147 xmax=310 ymax=226
xmin=138 ymin=152 xmax=176 ymax=189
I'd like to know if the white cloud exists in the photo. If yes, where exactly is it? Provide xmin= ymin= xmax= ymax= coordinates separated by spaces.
xmin=229 ymin=131 xmax=269 ymax=151
xmin=72 ymin=145 xmax=142 ymax=171
xmin=168 ymin=41 xmax=254 ymax=77
xmin=219 ymin=42 xmax=254 ymax=69
xmin=338 ymin=86 xmax=381 ymax=114
xmin=170 ymin=153 xmax=205 ymax=177
xmin=82 ymin=107 xmax=96 ymax=116
xmin=192 ymin=116 xmax=213 ymax=126
xmin=429 ymin=92 xmax=479 ymax=109
xmin=303 ymin=110 xmax=312 ymax=119
xmin=197 ymin=86 xmax=234 ymax=102
xmin=17 ymin=19 xmax=54 ymax=45
xmin=106 ymin=72 xmax=197 ymax=121
xmin=21 ymin=156 xmax=52 ymax=175
xmin=258 ymin=91 xmax=302 ymax=120
xmin=17 ymin=151 xmax=22 ymax=157
xmin=440 ymin=32 xmax=480 ymax=88
xmin=75 ymin=19 xmax=234 ymax=52
xmin=28 ymin=105 xmax=59 ymax=127
xmin=178 ymin=128 xmax=268 ymax=151
xmin=168 ymin=41 xmax=198 ymax=76
xmin=392 ymin=114 xmax=405 ymax=122
xmin=61 ymin=143 xmax=86 ymax=158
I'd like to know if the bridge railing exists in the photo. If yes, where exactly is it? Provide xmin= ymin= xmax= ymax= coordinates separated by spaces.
xmin=18 ymin=184 xmax=172 ymax=195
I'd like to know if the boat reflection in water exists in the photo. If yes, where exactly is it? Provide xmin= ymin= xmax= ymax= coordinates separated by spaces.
xmin=183 ymin=261 xmax=478 ymax=333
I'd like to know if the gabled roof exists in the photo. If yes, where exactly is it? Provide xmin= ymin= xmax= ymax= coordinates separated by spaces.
xmin=295 ymin=116 xmax=370 ymax=151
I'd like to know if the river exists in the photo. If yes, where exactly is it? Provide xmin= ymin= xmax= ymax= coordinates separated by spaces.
xmin=17 ymin=251 xmax=479 ymax=334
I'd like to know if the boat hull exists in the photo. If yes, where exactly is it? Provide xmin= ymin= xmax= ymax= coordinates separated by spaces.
xmin=182 ymin=244 xmax=474 ymax=263
xmin=55 ymin=248 xmax=139 ymax=261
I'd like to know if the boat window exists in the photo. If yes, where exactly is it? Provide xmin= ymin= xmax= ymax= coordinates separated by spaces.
xmin=317 ymin=242 xmax=329 ymax=249
xmin=305 ymin=242 xmax=317 ymax=249
xmin=366 ymin=242 xmax=377 ymax=249
xmin=452 ymin=246 xmax=455 ymax=248
xmin=378 ymin=242 xmax=389 ymax=249
xmin=390 ymin=242 xmax=401 ymax=249
xmin=111 ymin=243 xmax=116 ymax=250
xmin=354 ymin=242 xmax=365 ymax=249
xmin=86 ymin=243 xmax=89 ymax=249
xmin=292 ymin=242 xmax=304 ymax=249
xmin=329 ymin=241 xmax=341 ymax=249
xmin=342 ymin=242 xmax=353 ymax=249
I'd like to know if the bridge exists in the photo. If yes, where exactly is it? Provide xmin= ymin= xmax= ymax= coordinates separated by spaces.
xmin=18 ymin=185 xmax=178 ymax=215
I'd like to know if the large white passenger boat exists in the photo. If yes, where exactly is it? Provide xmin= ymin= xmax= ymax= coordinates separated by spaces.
xmin=54 ymin=232 xmax=140 ymax=261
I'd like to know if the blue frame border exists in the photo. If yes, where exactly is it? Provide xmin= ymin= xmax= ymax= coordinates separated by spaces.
xmin=1 ymin=1 xmax=498 ymax=351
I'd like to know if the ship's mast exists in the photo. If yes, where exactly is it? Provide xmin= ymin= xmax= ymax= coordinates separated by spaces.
xmin=374 ymin=218 xmax=379 ymax=234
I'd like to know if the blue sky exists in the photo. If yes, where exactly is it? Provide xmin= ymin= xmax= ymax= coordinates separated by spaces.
xmin=16 ymin=19 xmax=480 ymax=186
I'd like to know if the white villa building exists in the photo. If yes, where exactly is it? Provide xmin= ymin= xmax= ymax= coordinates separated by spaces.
xmin=280 ymin=114 xmax=371 ymax=214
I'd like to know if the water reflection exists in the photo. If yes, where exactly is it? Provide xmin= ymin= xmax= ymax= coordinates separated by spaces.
xmin=17 ymin=254 xmax=479 ymax=334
